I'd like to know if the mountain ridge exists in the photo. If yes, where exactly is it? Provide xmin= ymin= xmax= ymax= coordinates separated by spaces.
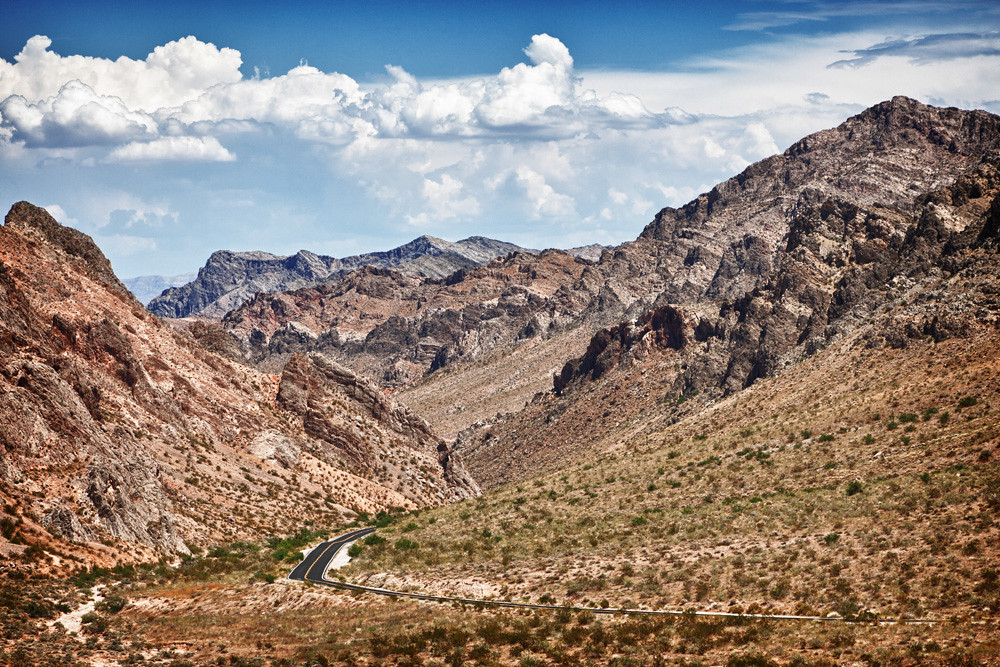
xmin=147 ymin=235 xmax=537 ymax=319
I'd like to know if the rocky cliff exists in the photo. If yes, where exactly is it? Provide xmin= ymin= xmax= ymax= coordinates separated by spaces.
xmin=0 ymin=203 xmax=477 ymax=565
xmin=147 ymin=235 xmax=534 ymax=318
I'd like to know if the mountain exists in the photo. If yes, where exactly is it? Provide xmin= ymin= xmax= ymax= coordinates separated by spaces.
xmin=146 ymin=235 xmax=535 ymax=319
xmin=454 ymin=96 xmax=1000 ymax=487
xmin=0 ymin=202 xmax=476 ymax=565
xmin=224 ymin=98 xmax=1000 ymax=446
xmin=122 ymin=272 xmax=197 ymax=305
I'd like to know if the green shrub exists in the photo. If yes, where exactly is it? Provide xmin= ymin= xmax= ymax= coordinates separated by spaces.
xmin=824 ymin=533 xmax=840 ymax=546
xmin=958 ymin=396 xmax=979 ymax=409
xmin=97 ymin=595 xmax=127 ymax=614
xmin=347 ymin=544 xmax=364 ymax=558
xmin=845 ymin=481 xmax=863 ymax=496
xmin=394 ymin=538 xmax=419 ymax=551
xmin=363 ymin=534 xmax=386 ymax=546
xmin=817 ymin=434 xmax=835 ymax=442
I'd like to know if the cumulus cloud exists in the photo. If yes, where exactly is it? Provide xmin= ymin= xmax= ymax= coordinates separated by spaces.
xmin=0 ymin=35 xmax=242 ymax=110
xmin=0 ymin=80 xmax=156 ymax=147
xmin=0 ymin=32 xmax=674 ymax=153
xmin=405 ymin=174 xmax=480 ymax=225
xmin=524 ymin=33 xmax=574 ymax=68
xmin=107 ymin=136 xmax=235 ymax=162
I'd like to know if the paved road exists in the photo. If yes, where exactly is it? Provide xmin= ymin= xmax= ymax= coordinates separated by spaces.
xmin=287 ymin=527 xmax=375 ymax=583
xmin=289 ymin=529 xmax=934 ymax=624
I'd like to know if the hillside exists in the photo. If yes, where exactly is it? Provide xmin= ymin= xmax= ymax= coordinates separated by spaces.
xmin=0 ymin=203 xmax=476 ymax=568
xmin=147 ymin=235 xmax=534 ymax=319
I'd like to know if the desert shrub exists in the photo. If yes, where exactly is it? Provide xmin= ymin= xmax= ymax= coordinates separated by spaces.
xmin=823 ymin=533 xmax=840 ymax=546
xmin=957 ymin=396 xmax=979 ymax=409
xmin=845 ymin=481 xmax=863 ymax=496
xmin=394 ymin=539 xmax=419 ymax=551
xmin=898 ymin=413 xmax=918 ymax=423
xmin=363 ymin=534 xmax=386 ymax=547
xmin=347 ymin=544 xmax=364 ymax=558
xmin=97 ymin=595 xmax=127 ymax=614
xmin=818 ymin=434 xmax=835 ymax=442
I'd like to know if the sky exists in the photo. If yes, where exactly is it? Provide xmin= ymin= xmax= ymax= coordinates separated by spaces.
xmin=1 ymin=1 xmax=999 ymax=279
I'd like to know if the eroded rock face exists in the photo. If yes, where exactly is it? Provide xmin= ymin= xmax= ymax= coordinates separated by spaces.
xmin=277 ymin=353 xmax=479 ymax=502
xmin=225 ymin=251 xmax=596 ymax=385
xmin=0 ymin=203 xmax=479 ymax=563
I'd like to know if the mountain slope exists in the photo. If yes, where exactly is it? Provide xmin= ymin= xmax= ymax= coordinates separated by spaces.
xmin=0 ymin=203 xmax=476 ymax=566
xmin=147 ymin=235 xmax=534 ymax=319
xmin=454 ymin=97 xmax=1000 ymax=488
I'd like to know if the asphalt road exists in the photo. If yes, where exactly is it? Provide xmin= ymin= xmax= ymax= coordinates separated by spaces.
xmin=289 ymin=529 xmax=934 ymax=624
xmin=287 ymin=527 xmax=375 ymax=583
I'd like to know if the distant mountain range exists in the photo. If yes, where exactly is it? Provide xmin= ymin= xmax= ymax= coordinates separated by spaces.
xmin=123 ymin=272 xmax=197 ymax=305
xmin=143 ymin=236 xmax=536 ymax=318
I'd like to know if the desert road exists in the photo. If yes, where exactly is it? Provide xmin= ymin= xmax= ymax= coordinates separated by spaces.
xmin=289 ymin=529 xmax=934 ymax=624
xmin=287 ymin=527 xmax=376 ymax=583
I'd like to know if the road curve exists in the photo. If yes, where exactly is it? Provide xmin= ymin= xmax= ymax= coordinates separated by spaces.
xmin=289 ymin=529 xmax=935 ymax=625
xmin=288 ymin=527 xmax=375 ymax=583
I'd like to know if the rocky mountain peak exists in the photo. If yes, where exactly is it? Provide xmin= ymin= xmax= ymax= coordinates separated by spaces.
xmin=3 ymin=201 xmax=129 ymax=297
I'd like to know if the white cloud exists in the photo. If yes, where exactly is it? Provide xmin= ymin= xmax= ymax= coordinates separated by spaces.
xmin=107 ymin=136 xmax=235 ymax=162
xmin=405 ymin=174 xmax=480 ymax=225
xmin=0 ymin=80 xmax=157 ymax=147
xmin=0 ymin=35 xmax=242 ymax=111
xmin=524 ymin=33 xmax=574 ymax=69
xmin=515 ymin=168 xmax=576 ymax=219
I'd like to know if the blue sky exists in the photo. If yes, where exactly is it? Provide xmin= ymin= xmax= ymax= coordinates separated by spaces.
xmin=2 ymin=1 xmax=999 ymax=278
